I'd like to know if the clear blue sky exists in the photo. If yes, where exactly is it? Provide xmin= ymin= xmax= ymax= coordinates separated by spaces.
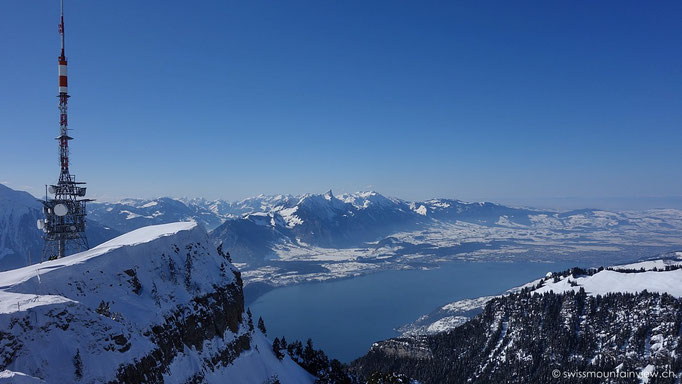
xmin=1 ymin=0 xmax=681 ymax=206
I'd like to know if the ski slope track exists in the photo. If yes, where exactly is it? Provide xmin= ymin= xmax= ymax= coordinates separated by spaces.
xmin=0 ymin=222 xmax=312 ymax=383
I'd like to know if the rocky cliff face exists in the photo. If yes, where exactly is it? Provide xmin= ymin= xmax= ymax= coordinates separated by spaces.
xmin=0 ymin=222 xmax=312 ymax=383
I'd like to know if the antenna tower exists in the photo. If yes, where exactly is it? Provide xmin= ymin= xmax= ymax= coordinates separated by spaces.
xmin=39 ymin=0 xmax=91 ymax=260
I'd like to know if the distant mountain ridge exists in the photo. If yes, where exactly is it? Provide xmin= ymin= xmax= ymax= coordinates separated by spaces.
xmin=211 ymin=190 xmax=430 ymax=264
xmin=209 ymin=191 xmax=682 ymax=266
xmin=4 ymin=185 xmax=682 ymax=273
xmin=92 ymin=190 xmax=551 ymax=232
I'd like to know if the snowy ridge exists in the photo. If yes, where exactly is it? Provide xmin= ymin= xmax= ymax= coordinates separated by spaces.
xmin=0 ymin=222 xmax=198 ymax=289
xmin=88 ymin=197 xmax=224 ymax=233
xmin=0 ymin=222 xmax=312 ymax=383
xmin=338 ymin=191 xmax=404 ymax=210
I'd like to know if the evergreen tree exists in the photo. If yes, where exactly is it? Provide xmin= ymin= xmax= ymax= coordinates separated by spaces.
xmin=288 ymin=340 xmax=303 ymax=359
xmin=272 ymin=337 xmax=284 ymax=360
xmin=247 ymin=308 xmax=254 ymax=331
xmin=73 ymin=349 xmax=83 ymax=380
xmin=319 ymin=359 xmax=351 ymax=384
xmin=184 ymin=252 xmax=193 ymax=290
xmin=258 ymin=316 xmax=267 ymax=335
xmin=304 ymin=338 xmax=315 ymax=364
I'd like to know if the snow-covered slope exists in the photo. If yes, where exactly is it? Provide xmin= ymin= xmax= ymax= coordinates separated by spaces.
xmin=533 ymin=251 xmax=682 ymax=297
xmin=0 ymin=222 xmax=313 ymax=383
xmin=0 ymin=184 xmax=118 ymax=271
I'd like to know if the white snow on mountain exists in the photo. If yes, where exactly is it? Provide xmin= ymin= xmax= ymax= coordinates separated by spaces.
xmin=414 ymin=205 xmax=427 ymax=216
xmin=180 ymin=195 xmax=299 ymax=220
xmin=338 ymin=191 xmax=404 ymax=210
xmin=0 ymin=222 xmax=313 ymax=383
xmin=277 ymin=206 xmax=304 ymax=228
xmin=534 ymin=264 xmax=682 ymax=298
xmin=0 ymin=370 xmax=44 ymax=384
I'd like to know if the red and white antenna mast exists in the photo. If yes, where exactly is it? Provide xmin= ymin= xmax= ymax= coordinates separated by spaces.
xmin=40 ymin=0 xmax=91 ymax=260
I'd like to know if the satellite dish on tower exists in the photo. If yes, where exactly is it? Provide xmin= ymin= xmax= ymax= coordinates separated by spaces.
xmin=48 ymin=186 xmax=56 ymax=194
xmin=54 ymin=204 xmax=68 ymax=216
xmin=37 ymin=220 xmax=45 ymax=230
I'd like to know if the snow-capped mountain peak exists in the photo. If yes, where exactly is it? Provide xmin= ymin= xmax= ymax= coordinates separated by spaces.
xmin=339 ymin=191 xmax=404 ymax=210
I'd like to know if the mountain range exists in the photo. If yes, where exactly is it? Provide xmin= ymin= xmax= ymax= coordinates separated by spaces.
xmin=4 ymin=184 xmax=682 ymax=286
xmin=89 ymin=190 xmax=682 ymax=265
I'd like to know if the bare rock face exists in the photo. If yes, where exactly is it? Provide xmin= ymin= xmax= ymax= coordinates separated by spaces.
xmin=0 ymin=222 xmax=312 ymax=383
xmin=112 ymin=283 xmax=247 ymax=383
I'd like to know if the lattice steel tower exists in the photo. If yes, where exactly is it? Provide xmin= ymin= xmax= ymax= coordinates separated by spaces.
xmin=39 ymin=0 xmax=91 ymax=260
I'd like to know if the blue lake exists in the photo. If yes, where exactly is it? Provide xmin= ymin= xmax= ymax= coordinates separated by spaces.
xmin=249 ymin=260 xmax=578 ymax=362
